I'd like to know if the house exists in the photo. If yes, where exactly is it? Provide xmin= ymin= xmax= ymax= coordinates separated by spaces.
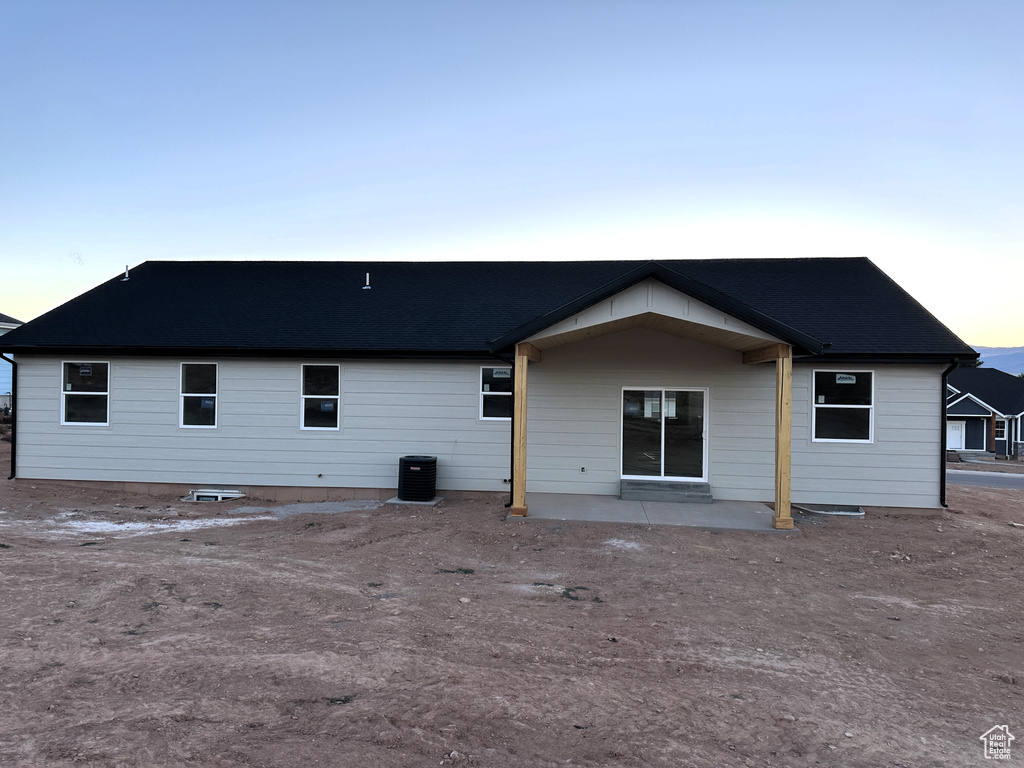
xmin=0 ymin=258 xmax=976 ymax=527
xmin=0 ymin=311 xmax=23 ymax=410
xmin=946 ymin=366 xmax=1024 ymax=457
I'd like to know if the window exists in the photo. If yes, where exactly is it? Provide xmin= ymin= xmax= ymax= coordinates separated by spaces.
xmin=812 ymin=370 xmax=873 ymax=442
xmin=302 ymin=365 xmax=340 ymax=429
xmin=180 ymin=363 xmax=218 ymax=428
xmin=621 ymin=388 xmax=707 ymax=479
xmin=480 ymin=367 xmax=512 ymax=419
xmin=995 ymin=420 xmax=1006 ymax=440
xmin=62 ymin=362 xmax=109 ymax=425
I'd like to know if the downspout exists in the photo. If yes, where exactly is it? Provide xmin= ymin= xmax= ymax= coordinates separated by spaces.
xmin=1 ymin=353 xmax=15 ymax=480
xmin=940 ymin=359 xmax=959 ymax=507
xmin=491 ymin=353 xmax=516 ymax=508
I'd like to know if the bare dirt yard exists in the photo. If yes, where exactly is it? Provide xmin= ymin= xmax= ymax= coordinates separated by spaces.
xmin=0 ymin=443 xmax=1021 ymax=767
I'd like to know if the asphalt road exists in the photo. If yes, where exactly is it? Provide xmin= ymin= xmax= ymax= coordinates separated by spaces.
xmin=947 ymin=469 xmax=1024 ymax=489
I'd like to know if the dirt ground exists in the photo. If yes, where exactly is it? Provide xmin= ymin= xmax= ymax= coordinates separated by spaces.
xmin=0 ymin=442 xmax=1021 ymax=768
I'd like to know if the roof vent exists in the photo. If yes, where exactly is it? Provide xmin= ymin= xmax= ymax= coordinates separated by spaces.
xmin=362 ymin=272 xmax=371 ymax=290
xmin=120 ymin=265 xmax=130 ymax=282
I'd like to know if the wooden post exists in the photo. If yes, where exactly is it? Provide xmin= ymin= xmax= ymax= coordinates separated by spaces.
xmin=772 ymin=346 xmax=794 ymax=530
xmin=989 ymin=413 xmax=997 ymax=453
xmin=509 ymin=343 xmax=540 ymax=516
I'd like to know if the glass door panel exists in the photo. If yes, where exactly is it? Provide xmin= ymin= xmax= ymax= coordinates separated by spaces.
xmin=663 ymin=390 xmax=704 ymax=478
xmin=622 ymin=388 xmax=705 ymax=480
xmin=621 ymin=390 xmax=662 ymax=476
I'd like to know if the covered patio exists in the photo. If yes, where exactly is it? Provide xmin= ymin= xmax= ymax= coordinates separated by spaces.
xmin=499 ymin=275 xmax=803 ymax=530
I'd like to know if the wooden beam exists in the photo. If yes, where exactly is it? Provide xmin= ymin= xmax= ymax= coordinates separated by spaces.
xmin=989 ymin=413 xmax=997 ymax=453
xmin=509 ymin=347 xmax=531 ymax=516
xmin=516 ymin=342 xmax=542 ymax=362
xmin=772 ymin=346 xmax=794 ymax=530
xmin=743 ymin=343 xmax=791 ymax=365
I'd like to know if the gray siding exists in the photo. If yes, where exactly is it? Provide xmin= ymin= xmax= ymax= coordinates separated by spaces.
xmin=15 ymin=357 xmax=511 ymax=492
xmin=526 ymin=329 xmax=776 ymax=499
xmin=525 ymin=330 xmax=944 ymax=507
xmin=791 ymin=364 xmax=943 ymax=507
xmin=15 ymin=336 xmax=946 ymax=508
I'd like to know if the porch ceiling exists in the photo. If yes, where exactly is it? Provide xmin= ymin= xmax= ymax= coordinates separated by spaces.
xmin=526 ymin=311 xmax=781 ymax=353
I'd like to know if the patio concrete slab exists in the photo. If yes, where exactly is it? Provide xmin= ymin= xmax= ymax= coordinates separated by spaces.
xmin=523 ymin=493 xmax=650 ymax=524
xmin=522 ymin=493 xmax=798 ymax=533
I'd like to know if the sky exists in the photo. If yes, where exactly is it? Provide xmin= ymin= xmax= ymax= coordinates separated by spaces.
xmin=1 ymin=0 xmax=1022 ymax=346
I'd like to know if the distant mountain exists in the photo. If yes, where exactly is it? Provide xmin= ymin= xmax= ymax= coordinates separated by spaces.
xmin=974 ymin=346 xmax=1024 ymax=376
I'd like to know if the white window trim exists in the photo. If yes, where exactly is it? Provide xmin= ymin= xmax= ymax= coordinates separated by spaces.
xmin=995 ymin=419 xmax=1006 ymax=440
xmin=812 ymin=369 xmax=874 ymax=444
xmin=60 ymin=360 xmax=110 ymax=426
xmin=300 ymin=364 xmax=341 ymax=431
xmin=619 ymin=386 xmax=709 ymax=483
xmin=479 ymin=366 xmax=512 ymax=421
xmin=179 ymin=362 xmax=218 ymax=429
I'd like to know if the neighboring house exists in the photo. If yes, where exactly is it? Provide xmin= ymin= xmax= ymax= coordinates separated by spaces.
xmin=0 ymin=311 xmax=23 ymax=410
xmin=0 ymin=258 xmax=976 ymax=526
xmin=946 ymin=367 xmax=1024 ymax=456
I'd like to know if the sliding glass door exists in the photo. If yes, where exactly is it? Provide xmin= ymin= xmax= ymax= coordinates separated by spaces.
xmin=622 ymin=389 xmax=706 ymax=480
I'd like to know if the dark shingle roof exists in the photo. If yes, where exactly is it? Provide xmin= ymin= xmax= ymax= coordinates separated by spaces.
xmin=0 ymin=258 xmax=976 ymax=361
xmin=948 ymin=367 xmax=1024 ymax=416
xmin=0 ymin=312 xmax=21 ymax=325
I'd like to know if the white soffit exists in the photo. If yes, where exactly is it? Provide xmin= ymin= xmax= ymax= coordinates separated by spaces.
xmin=526 ymin=278 xmax=783 ymax=353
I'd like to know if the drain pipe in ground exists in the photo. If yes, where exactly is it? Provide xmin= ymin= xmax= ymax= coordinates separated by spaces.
xmin=1 ymin=352 xmax=15 ymax=480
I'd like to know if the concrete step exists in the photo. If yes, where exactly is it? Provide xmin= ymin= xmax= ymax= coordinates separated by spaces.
xmin=620 ymin=480 xmax=713 ymax=503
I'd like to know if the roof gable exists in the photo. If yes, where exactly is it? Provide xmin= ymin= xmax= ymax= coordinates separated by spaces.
xmin=947 ymin=393 xmax=996 ymax=416
xmin=948 ymin=366 xmax=1024 ymax=416
xmin=522 ymin=277 xmax=786 ymax=352
xmin=488 ymin=260 xmax=825 ymax=354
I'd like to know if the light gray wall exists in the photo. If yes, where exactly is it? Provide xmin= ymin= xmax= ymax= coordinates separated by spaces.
xmin=790 ymin=363 xmax=943 ymax=507
xmin=525 ymin=329 xmax=944 ymax=508
xmin=526 ymin=328 xmax=776 ymax=499
xmin=14 ymin=357 xmax=512 ymax=491
xmin=14 ymin=333 xmax=946 ymax=507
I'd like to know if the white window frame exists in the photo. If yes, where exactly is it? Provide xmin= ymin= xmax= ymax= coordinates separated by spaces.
xmin=179 ymin=362 xmax=219 ymax=429
xmin=619 ymin=386 xmax=709 ymax=482
xmin=995 ymin=419 xmax=1006 ymax=440
xmin=301 ymin=364 xmax=341 ymax=431
xmin=812 ymin=369 xmax=874 ymax=444
xmin=479 ymin=366 xmax=513 ymax=421
xmin=61 ymin=361 xmax=110 ymax=426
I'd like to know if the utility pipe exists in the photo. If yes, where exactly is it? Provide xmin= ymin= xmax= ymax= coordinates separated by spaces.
xmin=940 ymin=359 xmax=959 ymax=507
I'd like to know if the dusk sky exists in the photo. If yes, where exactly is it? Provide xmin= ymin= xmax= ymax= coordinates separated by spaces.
xmin=2 ymin=1 xmax=1022 ymax=346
